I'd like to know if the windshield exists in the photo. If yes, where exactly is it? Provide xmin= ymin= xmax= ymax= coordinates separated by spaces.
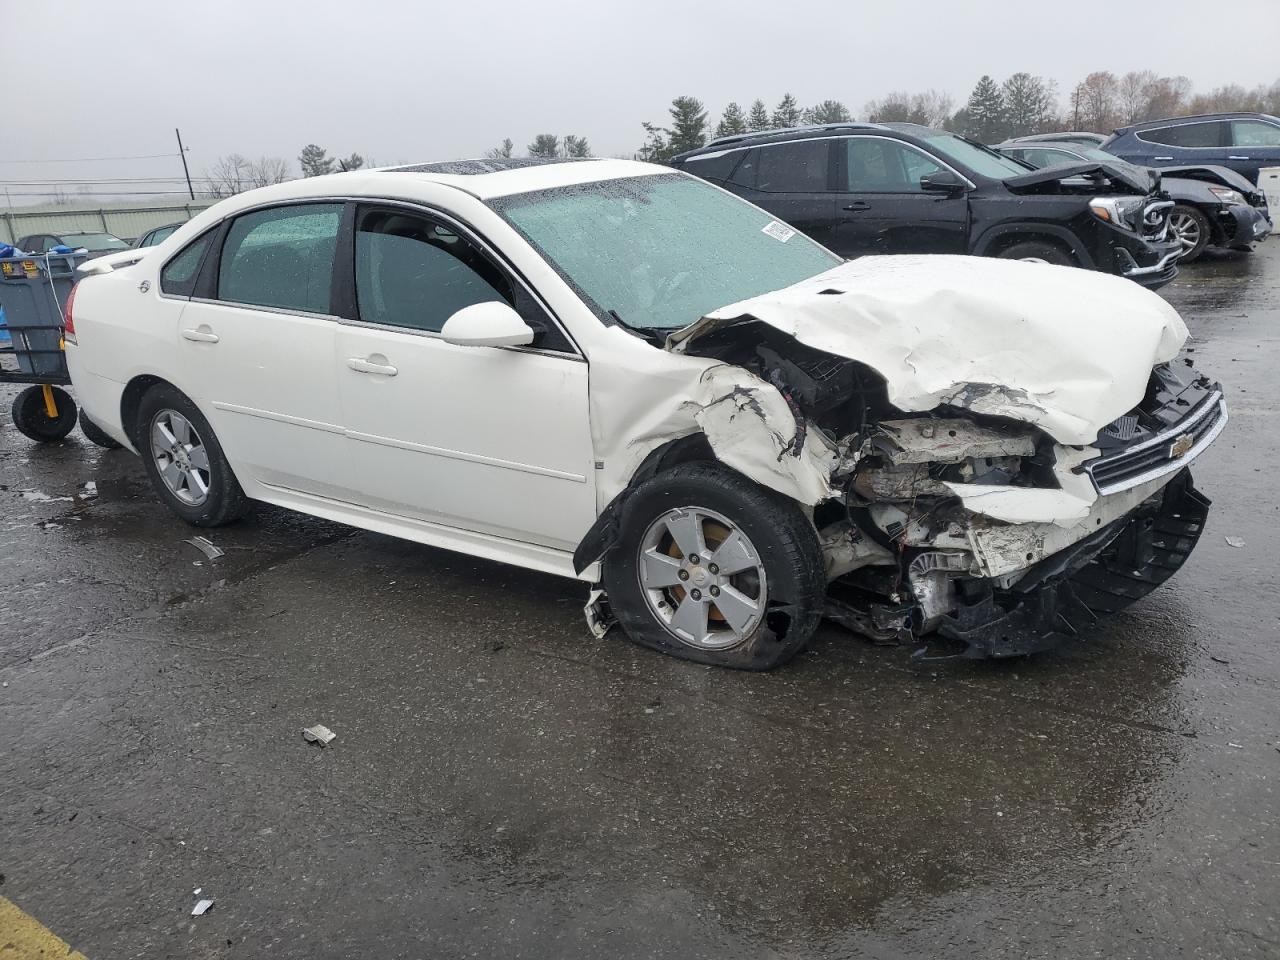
xmin=61 ymin=232 xmax=128 ymax=251
xmin=491 ymin=174 xmax=841 ymax=330
xmin=920 ymin=133 xmax=1027 ymax=179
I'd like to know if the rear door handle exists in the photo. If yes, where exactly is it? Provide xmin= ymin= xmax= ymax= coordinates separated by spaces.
xmin=181 ymin=328 xmax=219 ymax=343
xmin=1229 ymin=155 xmax=1250 ymax=160
xmin=1153 ymin=156 xmax=1174 ymax=161
xmin=842 ymin=201 xmax=871 ymax=212
xmin=347 ymin=357 xmax=398 ymax=377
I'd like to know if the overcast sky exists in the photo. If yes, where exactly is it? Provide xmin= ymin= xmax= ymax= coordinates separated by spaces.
xmin=4 ymin=0 xmax=1279 ymax=204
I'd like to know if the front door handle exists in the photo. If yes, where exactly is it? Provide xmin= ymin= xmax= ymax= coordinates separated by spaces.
xmin=842 ymin=201 xmax=871 ymax=212
xmin=181 ymin=327 xmax=219 ymax=343
xmin=1153 ymin=156 xmax=1174 ymax=161
xmin=347 ymin=356 xmax=398 ymax=377
xmin=1229 ymin=155 xmax=1250 ymax=161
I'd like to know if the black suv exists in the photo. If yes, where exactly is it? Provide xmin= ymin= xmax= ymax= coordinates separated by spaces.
xmin=671 ymin=123 xmax=1183 ymax=289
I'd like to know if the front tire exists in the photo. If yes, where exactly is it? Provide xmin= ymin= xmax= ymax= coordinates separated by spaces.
xmin=136 ymin=384 xmax=248 ymax=527
xmin=11 ymin=385 xmax=77 ymax=442
xmin=1167 ymin=204 xmax=1210 ymax=262
xmin=603 ymin=462 xmax=826 ymax=670
xmin=996 ymin=240 xmax=1075 ymax=266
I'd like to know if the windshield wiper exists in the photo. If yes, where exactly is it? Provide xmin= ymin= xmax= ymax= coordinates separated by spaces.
xmin=607 ymin=308 xmax=671 ymax=345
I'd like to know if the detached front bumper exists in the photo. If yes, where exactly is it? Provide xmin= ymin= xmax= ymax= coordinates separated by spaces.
xmin=937 ymin=470 xmax=1210 ymax=657
xmin=1218 ymin=203 xmax=1272 ymax=249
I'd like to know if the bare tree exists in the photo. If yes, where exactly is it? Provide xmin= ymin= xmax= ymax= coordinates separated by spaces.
xmin=204 ymin=154 xmax=252 ymax=198
xmin=865 ymin=89 xmax=953 ymax=127
xmin=247 ymin=156 xmax=292 ymax=187
xmin=1072 ymin=71 xmax=1120 ymax=131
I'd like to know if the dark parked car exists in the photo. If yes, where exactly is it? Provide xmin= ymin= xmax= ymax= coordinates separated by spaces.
xmin=672 ymin=123 xmax=1183 ymax=288
xmin=1103 ymin=113 xmax=1280 ymax=185
xmin=16 ymin=230 xmax=131 ymax=258
xmin=1004 ymin=131 xmax=1108 ymax=148
xmin=133 ymin=222 xmax=183 ymax=248
xmin=998 ymin=141 xmax=1272 ymax=261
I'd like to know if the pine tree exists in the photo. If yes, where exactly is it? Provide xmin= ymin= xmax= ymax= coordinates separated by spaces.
xmin=771 ymin=93 xmax=802 ymax=128
xmin=527 ymin=134 xmax=561 ymax=158
xmin=715 ymin=102 xmax=749 ymax=138
xmin=747 ymin=99 xmax=771 ymax=131
xmin=666 ymin=96 xmax=708 ymax=155
xmin=1001 ymin=73 xmax=1057 ymax=137
xmin=805 ymin=99 xmax=852 ymax=124
xmin=298 ymin=144 xmax=333 ymax=177
xmin=336 ymin=153 xmax=365 ymax=172
xmin=562 ymin=135 xmax=592 ymax=158
xmin=963 ymin=75 xmax=1007 ymax=143
xmin=636 ymin=122 xmax=669 ymax=162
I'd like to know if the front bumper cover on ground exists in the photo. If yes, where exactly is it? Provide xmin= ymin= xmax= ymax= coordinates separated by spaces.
xmin=934 ymin=469 xmax=1210 ymax=658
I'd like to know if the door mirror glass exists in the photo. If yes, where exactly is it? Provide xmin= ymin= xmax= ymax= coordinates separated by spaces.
xmin=919 ymin=168 xmax=966 ymax=194
xmin=440 ymin=301 xmax=534 ymax=348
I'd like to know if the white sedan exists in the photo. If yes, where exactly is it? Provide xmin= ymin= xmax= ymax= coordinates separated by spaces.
xmin=64 ymin=157 xmax=1225 ymax=668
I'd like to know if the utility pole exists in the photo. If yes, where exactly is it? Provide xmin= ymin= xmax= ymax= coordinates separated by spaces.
xmin=175 ymin=127 xmax=195 ymax=200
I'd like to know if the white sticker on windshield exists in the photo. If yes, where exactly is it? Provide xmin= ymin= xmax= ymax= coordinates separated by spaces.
xmin=761 ymin=220 xmax=796 ymax=243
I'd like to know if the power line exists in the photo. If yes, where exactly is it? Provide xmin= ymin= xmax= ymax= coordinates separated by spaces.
xmin=0 ymin=177 xmax=220 ymax=185
xmin=0 ymin=152 xmax=184 ymax=164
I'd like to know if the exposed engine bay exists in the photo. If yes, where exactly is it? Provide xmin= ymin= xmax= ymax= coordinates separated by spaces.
xmin=580 ymin=255 xmax=1227 ymax=659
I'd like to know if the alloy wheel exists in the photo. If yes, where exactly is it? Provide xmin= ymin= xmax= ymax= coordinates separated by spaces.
xmin=150 ymin=409 xmax=212 ymax=506
xmin=637 ymin=506 xmax=767 ymax=650
xmin=1168 ymin=210 xmax=1202 ymax=252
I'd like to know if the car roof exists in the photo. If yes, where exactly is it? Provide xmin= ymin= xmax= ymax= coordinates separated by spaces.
xmin=999 ymin=141 xmax=1088 ymax=152
xmin=376 ymin=156 xmax=665 ymax=199
xmin=678 ymin=122 xmax=895 ymax=158
xmin=1115 ymin=112 xmax=1279 ymax=134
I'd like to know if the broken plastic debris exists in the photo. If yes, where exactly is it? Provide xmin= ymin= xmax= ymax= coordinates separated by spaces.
xmin=192 ymin=887 xmax=202 ymax=896
xmin=302 ymin=724 xmax=336 ymax=746
xmin=81 ymin=481 xmax=97 ymax=498
xmin=185 ymin=536 xmax=225 ymax=560
xmin=191 ymin=899 xmax=214 ymax=916
xmin=1224 ymin=536 xmax=1245 ymax=548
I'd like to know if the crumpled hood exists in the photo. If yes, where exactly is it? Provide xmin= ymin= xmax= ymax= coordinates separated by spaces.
xmin=670 ymin=255 xmax=1188 ymax=446
xmin=1003 ymin=160 xmax=1157 ymax=194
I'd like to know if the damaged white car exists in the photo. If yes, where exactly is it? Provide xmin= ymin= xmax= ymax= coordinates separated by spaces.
xmin=64 ymin=158 xmax=1226 ymax=668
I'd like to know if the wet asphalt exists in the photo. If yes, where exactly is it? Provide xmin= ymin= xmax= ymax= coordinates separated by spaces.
xmin=1 ymin=245 xmax=1278 ymax=960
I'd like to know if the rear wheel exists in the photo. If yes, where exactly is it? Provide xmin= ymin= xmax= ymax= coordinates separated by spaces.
xmin=78 ymin=409 xmax=123 ymax=449
xmin=996 ymin=240 xmax=1075 ymax=266
xmin=603 ymin=462 xmax=826 ymax=670
xmin=136 ymin=384 xmax=248 ymax=527
xmin=11 ymin=385 xmax=77 ymax=442
xmin=1167 ymin=204 xmax=1210 ymax=262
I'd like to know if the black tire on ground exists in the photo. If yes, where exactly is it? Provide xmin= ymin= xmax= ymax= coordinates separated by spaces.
xmin=996 ymin=240 xmax=1075 ymax=266
xmin=602 ymin=461 xmax=827 ymax=670
xmin=1167 ymin=204 xmax=1211 ymax=262
xmin=78 ymin=409 xmax=123 ymax=449
xmin=10 ymin=385 xmax=77 ymax=442
xmin=135 ymin=383 xmax=249 ymax=527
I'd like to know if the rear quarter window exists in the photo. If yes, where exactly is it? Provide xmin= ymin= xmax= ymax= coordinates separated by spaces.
xmin=679 ymin=150 xmax=742 ymax=183
xmin=160 ymin=230 xmax=215 ymax=298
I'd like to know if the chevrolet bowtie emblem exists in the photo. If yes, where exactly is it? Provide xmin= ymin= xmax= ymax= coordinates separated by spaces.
xmin=1169 ymin=433 xmax=1195 ymax=458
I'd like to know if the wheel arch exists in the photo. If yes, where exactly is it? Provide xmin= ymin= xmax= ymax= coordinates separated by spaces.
xmin=972 ymin=223 xmax=1092 ymax=267
xmin=120 ymin=374 xmax=176 ymax=448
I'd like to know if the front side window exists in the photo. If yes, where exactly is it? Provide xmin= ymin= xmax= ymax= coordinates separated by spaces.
xmin=755 ymin=140 xmax=830 ymax=192
xmin=217 ymin=203 xmax=341 ymax=313
xmin=1232 ymin=119 xmax=1280 ymax=147
xmin=846 ymin=138 xmax=943 ymax=192
xmin=160 ymin=230 xmax=215 ymax=297
xmin=1138 ymin=121 xmax=1226 ymax=148
xmin=146 ymin=225 xmax=179 ymax=247
xmin=354 ymin=210 xmax=513 ymax=333
xmin=492 ymin=174 xmax=841 ymax=331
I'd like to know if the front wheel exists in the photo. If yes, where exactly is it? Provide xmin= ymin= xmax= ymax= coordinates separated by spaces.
xmin=11 ymin=385 xmax=77 ymax=442
xmin=136 ymin=384 xmax=248 ymax=527
xmin=1167 ymin=204 xmax=1211 ymax=262
xmin=996 ymin=240 xmax=1075 ymax=266
xmin=602 ymin=462 xmax=826 ymax=670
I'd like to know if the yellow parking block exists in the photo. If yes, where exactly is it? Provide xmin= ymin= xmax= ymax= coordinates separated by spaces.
xmin=0 ymin=896 xmax=88 ymax=959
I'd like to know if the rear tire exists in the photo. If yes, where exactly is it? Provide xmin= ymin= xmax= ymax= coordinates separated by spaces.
xmin=1167 ymin=204 xmax=1211 ymax=262
xmin=602 ymin=461 xmax=826 ymax=670
xmin=11 ymin=385 xmax=77 ymax=442
xmin=996 ymin=240 xmax=1075 ymax=266
xmin=78 ymin=409 xmax=123 ymax=449
xmin=136 ymin=384 xmax=248 ymax=527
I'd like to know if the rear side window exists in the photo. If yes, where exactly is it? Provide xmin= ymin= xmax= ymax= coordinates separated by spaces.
xmin=216 ymin=204 xmax=342 ymax=313
xmin=680 ymin=151 xmax=741 ymax=183
xmin=1138 ymin=121 xmax=1226 ymax=147
xmin=1232 ymin=119 xmax=1280 ymax=146
xmin=755 ymin=140 xmax=830 ymax=192
xmin=1021 ymin=147 xmax=1076 ymax=168
xmin=160 ymin=230 xmax=214 ymax=297
xmin=354 ymin=209 xmax=513 ymax=333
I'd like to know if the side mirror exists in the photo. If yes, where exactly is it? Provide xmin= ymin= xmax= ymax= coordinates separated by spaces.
xmin=920 ymin=169 xmax=967 ymax=195
xmin=440 ymin=301 xmax=534 ymax=348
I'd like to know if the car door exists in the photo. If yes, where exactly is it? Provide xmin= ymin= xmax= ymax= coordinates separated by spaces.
xmin=1226 ymin=118 xmax=1280 ymax=184
xmin=175 ymin=201 xmax=353 ymax=501
xmin=333 ymin=204 xmax=596 ymax=551
xmin=718 ymin=140 xmax=838 ymax=249
xmin=830 ymin=136 xmax=969 ymax=256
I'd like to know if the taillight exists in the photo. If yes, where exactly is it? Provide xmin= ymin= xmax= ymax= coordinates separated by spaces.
xmin=63 ymin=283 xmax=78 ymax=343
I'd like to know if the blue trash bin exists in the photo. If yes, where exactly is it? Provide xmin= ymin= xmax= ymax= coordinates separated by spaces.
xmin=0 ymin=252 xmax=85 ymax=378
